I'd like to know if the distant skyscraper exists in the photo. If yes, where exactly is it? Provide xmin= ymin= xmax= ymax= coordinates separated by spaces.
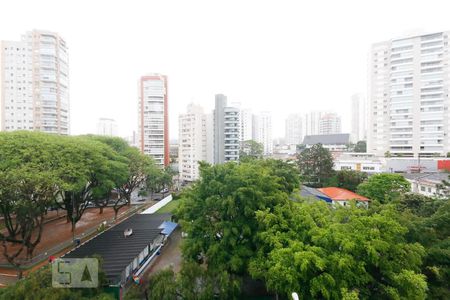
xmin=213 ymin=94 xmax=240 ymax=164
xmin=178 ymin=103 xmax=207 ymax=182
xmin=304 ymin=111 xmax=327 ymax=136
xmin=240 ymin=108 xmax=253 ymax=142
xmin=285 ymin=114 xmax=303 ymax=145
xmin=351 ymin=94 xmax=367 ymax=143
xmin=253 ymin=112 xmax=273 ymax=155
xmin=0 ymin=30 xmax=69 ymax=134
xmin=368 ymin=31 xmax=450 ymax=157
xmin=319 ymin=113 xmax=341 ymax=135
xmin=97 ymin=118 xmax=118 ymax=136
xmin=138 ymin=74 xmax=169 ymax=166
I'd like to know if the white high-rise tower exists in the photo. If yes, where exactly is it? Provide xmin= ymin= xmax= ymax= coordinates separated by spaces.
xmin=351 ymin=94 xmax=367 ymax=143
xmin=285 ymin=114 xmax=303 ymax=145
xmin=368 ymin=31 xmax=450 ymax=157
xmin=0 ymin=30 xmax=69 ymax=134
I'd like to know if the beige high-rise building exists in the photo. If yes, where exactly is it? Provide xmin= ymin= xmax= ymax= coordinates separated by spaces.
xmin=0 ymin=30 xmax=69 ymax=134
xmin=351 ymin=94 xmax=367 ymax=143
xmin=138 ymin=74 xmax=169 ymax=167
xmin=368 ymin=31 xmax=450 ymax=157
xmin=319 ymin=113 xmax=341 ymax=135
xmin=178 ymin=103 xmax=207 ymax=182
xmin=285 ymin=113 xmax=303 ymax=145
xmin=252 ymin=111 xmax=273 ymax=155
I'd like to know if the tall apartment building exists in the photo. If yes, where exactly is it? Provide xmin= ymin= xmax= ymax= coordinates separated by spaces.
xmin=240 ymin=108 xmax=253 ymax=142
xmin=97 ymin=117 xmax=118 ymax=136
xmin=285 ymin=113 xmax=303 ymax=145
xmin=178 ymin=103 xmax=207 ymax=182
xmin=213 ymin=94 xmax=240 ymax=164
xmin=304 ymin=111 xmax=327 ymax=136
xmin=368 ymin=31 xmax=450 ymax=158
xmin=138 ymin=74 xmax=169 ymax=166
xmin=351 ymin=94 xmax=367 ymax=143
xmin=253 ymin=111 xmax=273 ymax=155
xmin=0 ymin=30 xmax=69 ymax=134
xmin=319 ymin=113 xmax=341 ymax=135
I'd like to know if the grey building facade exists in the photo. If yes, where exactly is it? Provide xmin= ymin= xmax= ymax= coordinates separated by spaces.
xmin=213 ymin=94 xmax=240 ymax=164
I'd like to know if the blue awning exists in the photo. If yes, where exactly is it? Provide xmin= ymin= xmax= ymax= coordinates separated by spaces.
xmin=158 ymin=221 xmax=178 ymax=236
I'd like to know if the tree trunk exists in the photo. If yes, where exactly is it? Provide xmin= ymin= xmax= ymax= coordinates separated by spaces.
xmin=17 ymin=268 xmax=23 ymax=280
xmin=99 ymin=206 xmax=104 ymax=214
xmin=114 ymin=208 xmax=119 ymax=221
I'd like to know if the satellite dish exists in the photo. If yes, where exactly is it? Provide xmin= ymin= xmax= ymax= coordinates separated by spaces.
xmin=124 ymin=228 xmax=133 ymax=237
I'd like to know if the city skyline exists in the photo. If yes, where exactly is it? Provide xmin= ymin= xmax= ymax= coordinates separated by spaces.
xmin=2 ymin=1 xmax=450 ymax=139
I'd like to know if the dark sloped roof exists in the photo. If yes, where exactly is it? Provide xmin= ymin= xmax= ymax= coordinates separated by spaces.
xmin=302 ymin=134 xmax=350 ymax=145
xmin=63 ymin=213 xmax=171 ymax=284
xmin=299 ymin=185 xmax=332 ymax=203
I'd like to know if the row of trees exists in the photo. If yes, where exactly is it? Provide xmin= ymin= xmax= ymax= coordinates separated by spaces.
xmin=0 ymin=131 xmax=172 ymax=277
xmin=129 ymin=157 xmax=448 ymax=299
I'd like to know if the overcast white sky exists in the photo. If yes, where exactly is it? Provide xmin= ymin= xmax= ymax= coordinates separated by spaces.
xmin=1 ymin=0 xmax=450 ymax=139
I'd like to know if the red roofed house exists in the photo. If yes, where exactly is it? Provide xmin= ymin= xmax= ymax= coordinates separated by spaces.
xmin=317 ymin=187 xmax=369 ymax=207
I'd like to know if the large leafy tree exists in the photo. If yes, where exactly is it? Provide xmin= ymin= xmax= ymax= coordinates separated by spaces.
xmin=0 ymin=132 xmax=64 ymax=276
xmin=240 ymin=140 xmax=264 ymax=161
xmin=177 ymin=160 xmax=299 ymax=276
xmin=354 ymin=141 xmax=367 ymax=153
xmin=84 ymin=136 xmax=157 ymax=218
xmin=55 ymin=136 xmax=128 ymax=232
xmin=328 ymin=170 xmax=368 ymax=192
xmin=396 ymin=194 xmax=450 ymax=299
xmin=297 ymin=143 xmax=334 ymax=187
xmin=249 ymin=201 xmax=427 ymax=299
xmin=357 ymin=173 xmax=410 ymax=203
xmin=0 ymin=263 xmax=114 ymax=300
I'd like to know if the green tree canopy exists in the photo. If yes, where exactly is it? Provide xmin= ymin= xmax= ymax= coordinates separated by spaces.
xmin=239 ymin=140 xmax=264 ymax=161
xmin=357 ymin=173 xmax=410 ymax=203
xmin=297 ymin=143 xmax=334 ymax=187
xmin=354 ymin=141 xmax=367 ymax=153
xmin=176 ymin=160 xmax=299 ymax=275
xmin=249 ymin=201 xmax=427 ymax=299
xmin=327 ymin=170 xmax=368 ymax=192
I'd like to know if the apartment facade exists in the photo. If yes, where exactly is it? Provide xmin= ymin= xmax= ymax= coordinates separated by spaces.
xmin=285 ymin=113 xmax=303 ymax=145
xmin=178 ymin=103 xmax=207 ymax=182
xmin=319 ymin=112 xmax=341 ymax=135
xmin=0 ymin=30 xmax=69 ymax=134
xmin=368 ymin=31 xmax=450 ymax=158
xmin=240 ymin=108 xmax=253 ymax=142
xmin=351 ymin=93 xmax=367 ymax=143
xmin=213 ymin=94 xmax=240 ymax=164
xmin=138 ymin=74 xmax=169 ymax=167
xmin=304 ymin=111 xmax=328 ymax=136
xmin=253 ymin=111 xmax=273 ymax=155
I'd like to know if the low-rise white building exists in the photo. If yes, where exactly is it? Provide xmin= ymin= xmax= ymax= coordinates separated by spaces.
xmin=334 ymin=152 xmax=383 ymax=174
xmin=402 ymin=172 xmax=449 ymax=197
xmin=302 ymin=134 xmax=350 ymax=153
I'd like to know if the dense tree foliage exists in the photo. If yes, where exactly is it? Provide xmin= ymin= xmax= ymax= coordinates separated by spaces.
xmin=124 ymin=157 xmax=450 ymax=299
xmin=354 ymin=141 xmax=367 ymax=153
xmin=297 ymin=144 xmax=334 ymax=187
xmin=249 ymin=201 xmax=427 ymax=299
xmin=239 ymin=140 xmax=264 ymax=161
xmin=357 ymin=173 xmax=410 ymax=203
xmin=85 ymin=136 xmax=159 ymax=218
xmin=0 ymin=264 xmax=114 ymax=300
xmin=177 ymin=160 xmax=299 ymax=275
xmin=327 ymin=170 xmax=368 ymax=192
xmin=0 ymin=131 xmax=163 ymax=276
xmin=396 ymin=193 xmax=450 ymax=299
